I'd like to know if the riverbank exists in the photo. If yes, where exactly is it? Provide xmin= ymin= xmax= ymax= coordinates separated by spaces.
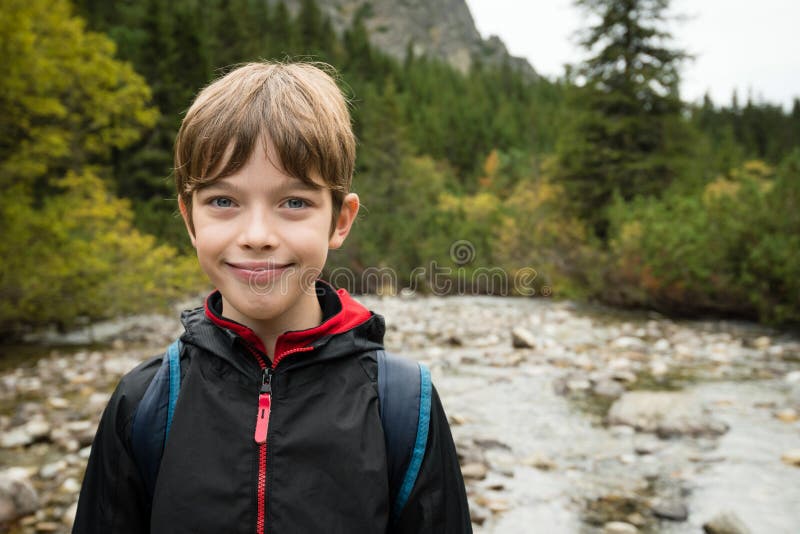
xmin=2 ymin=295 xmax=799 ymax=532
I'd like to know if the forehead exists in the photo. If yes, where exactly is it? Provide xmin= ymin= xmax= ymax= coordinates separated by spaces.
xmin=196 ymin=137 xmax=327 ymax=194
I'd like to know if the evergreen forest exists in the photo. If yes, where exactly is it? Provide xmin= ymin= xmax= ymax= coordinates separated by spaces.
xmin=2 ymin=0 xmax=799 ymax=336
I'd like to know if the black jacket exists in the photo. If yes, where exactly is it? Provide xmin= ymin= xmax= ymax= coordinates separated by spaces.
xmin=73 ymin=282 xmax=472 ymax=533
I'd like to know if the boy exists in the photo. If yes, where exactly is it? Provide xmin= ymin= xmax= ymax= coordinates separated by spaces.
xmin=73 ymin=62 xmax=471 ymax=533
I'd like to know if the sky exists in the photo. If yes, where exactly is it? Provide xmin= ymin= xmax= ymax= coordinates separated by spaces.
xmin=465 ymin=0 xmax=800 ymax=110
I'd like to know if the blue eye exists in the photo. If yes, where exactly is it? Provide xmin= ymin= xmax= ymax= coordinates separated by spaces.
xmin=211 ymin=197 xmax=233 ymax=208
xmin=285 ymin=198 xmax=307 ymax=209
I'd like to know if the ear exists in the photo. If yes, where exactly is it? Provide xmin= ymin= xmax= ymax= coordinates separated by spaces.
xmin=178 ymin=196 xmax=197 ymax=248
xmin=328 ymin=193 xmax=360 ymax=250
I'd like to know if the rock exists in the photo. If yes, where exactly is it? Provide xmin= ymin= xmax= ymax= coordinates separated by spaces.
xmin=649 ymin=360 xmax=669 ymax=377
xmin=60 ymin=477 xmax=81 ymax=494
xmin=449 ymin=414 xmax=467 ymax=426
xmin=480 ymin=497 xmax=510 ymax=513
xmin=612 ymin=370 xmax=638 ymax=383
xmin=46 ymin=397 xmax=70 ymax=409
xmin=593 ymin=379 xmax=626 ymax=399
xmin=0 ymin=427 xmax=33 ymax=448
xmin=62 ymin=501 xmax=78 ymax=525
xmin=633 ymin=437 xmax=662 ymax=455
xmin=34 ymin=521 xmax=60 ymax=532
xmin=650 ymin=497 xmax=689 ymax=521
xmin=445 ymin=335 xmax=463 ymax=347
xmin=511 ymin=327 xmax=537 ymax=349
xmin=612 ymin=337 xmax=647 ymax=351
xmin=702 ymin=511 xmax=752 ymax=534
xmin=0 ymin=468 xmax=40 ymax=522
xmin=25 ymin=416 xmax=51 ymax=441
xmin=473 ymin=438 xmax=511 ymax=451
xmin=775 ymin=408 xmax=798 ymax=423
xmin=566 ymin=378 xmax=591 ymax=392
xmin=607 ymin=391 xmax=728 ymax=437
xmin=653 ymin=339 xmax=671 ymax=352
xmin=521 ymin=453 xmax=556 ymax=471
xmin=753 ymin=336 xmax=771 ymax=349
xmin=784 ymin=370 xmax=800 ymax=383
xmin=603 ymin=521 xmax=639 ymax=534
xmin=780 ymin=449 xmax=800 ymax=467
xmin=39 ymin=461 xmax=68 ymax=480
xmin=460 ymin=462 xmax=488 ymax=480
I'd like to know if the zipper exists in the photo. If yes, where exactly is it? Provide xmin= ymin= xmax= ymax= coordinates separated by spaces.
xmin=255 ymin=366 xmax=271 ymax=534
xmin=244 ymin=341 xmax=314 ymax=534
xmin=255 ymin=368 xmax=272 ymax=443
xmin=241 ymin=342 xmax=270 ymax=534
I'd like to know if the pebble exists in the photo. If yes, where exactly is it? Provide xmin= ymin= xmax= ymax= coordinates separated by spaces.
xmin=38 ymin=461 xmax=67 ymax=480
xmin=593 ymin=379 xmax=626 ymax=399
xmin=1 ymin=428 xmax=33 ymax=448
xmin=59 ymin=478 xmax=81 ymax=494
xmin=784 ymin=371 xmax=800 ymax=383
xmin=511 ymin=327 xmax=537 ymax=349
xmin=46 ymin=397 xmax=70 ymax=409
xmin=780 ymin=449 xmax=800 ymax=467
xmin=702 ymin=510 xmax=752 ymax=534
xmin=603 ymin=521 xmax=639 ymax=534
xmin=612 ymin=337 xmax=647 ymax=351
xmin=460 ymin=462 xmax=489 ymax=480
xmin=653 ymin=339 xmax=671 ymax=352
xmin=521 ymin=453 xmax=556 ymax=471
xmin=774 ymin=408 xmax=798 ymax=423
xmin=62 ymin=501 xmax=78 ymax=525
xmin=753 ymin=336 xmax=771 ymax=349
xmin=0 ymin=468 xmax=40 ymax=522
xmin=650 ymin=498 xmax=689 ymax=521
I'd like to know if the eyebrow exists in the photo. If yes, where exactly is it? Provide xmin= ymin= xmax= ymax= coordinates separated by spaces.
xmin=197 ymin=176 xmax=324 ymax=195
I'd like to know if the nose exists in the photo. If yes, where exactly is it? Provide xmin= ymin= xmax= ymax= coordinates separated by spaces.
xmin=238 ymin=207 xmax=280 ymax=250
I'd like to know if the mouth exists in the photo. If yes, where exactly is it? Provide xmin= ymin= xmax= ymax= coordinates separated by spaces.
xmin=226 ymin=261 xmax=293 ymax=272
xmin=225 ymin=261 xmax=294 ymax=283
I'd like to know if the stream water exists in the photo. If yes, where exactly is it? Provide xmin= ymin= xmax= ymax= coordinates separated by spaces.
xmin=2 ymin=295 xmax=799 ymax=533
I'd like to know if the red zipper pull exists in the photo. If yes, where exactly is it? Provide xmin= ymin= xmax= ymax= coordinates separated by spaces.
xmin=254 ymin=368 xmax=272 ymax=444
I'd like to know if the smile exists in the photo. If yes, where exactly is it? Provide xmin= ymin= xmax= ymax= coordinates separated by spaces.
xmin=226 ymin=262 xmax=294 ymax=284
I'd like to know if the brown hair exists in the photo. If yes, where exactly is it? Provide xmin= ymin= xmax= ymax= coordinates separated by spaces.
xmin=174 ymin=61 xmax=356 ymax=234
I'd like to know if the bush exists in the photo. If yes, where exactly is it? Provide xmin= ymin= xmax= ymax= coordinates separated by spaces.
xmin=604 ymin=155 xmax=800 ymax=324
xmin=0 ymin=171 xmax=203 ymax=334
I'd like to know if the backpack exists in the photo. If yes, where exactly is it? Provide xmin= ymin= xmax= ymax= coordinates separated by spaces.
xmin=131 ymin=339 xmax=432 ymax=523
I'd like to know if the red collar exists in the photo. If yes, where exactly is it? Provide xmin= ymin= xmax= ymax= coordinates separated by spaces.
xmin=203 ymin=280 xmax=372 ymax=365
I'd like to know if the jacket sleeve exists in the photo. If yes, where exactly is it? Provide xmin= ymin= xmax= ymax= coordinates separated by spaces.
xmin=72 ymin=364 xmax=157 ymax=534
xmin=393 ymin=385 xmax=473 ymax=533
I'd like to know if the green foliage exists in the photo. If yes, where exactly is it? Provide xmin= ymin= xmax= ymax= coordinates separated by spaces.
xmin=0 ymin=0 xmax=157 ymax=189
xmin=604 ymin=156 xmax=800 ymax=324
xmin=0 ymin=0 xmax=201 ymax=335
xmin=0 ymin=171 xmax=203 ymax=332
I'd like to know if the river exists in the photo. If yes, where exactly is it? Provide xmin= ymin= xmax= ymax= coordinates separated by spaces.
xmin=1 ymin=295 xmax=799 ymax=533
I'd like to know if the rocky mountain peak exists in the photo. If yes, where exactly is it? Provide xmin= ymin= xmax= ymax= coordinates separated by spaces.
xmin=269 ymin=0 xmax=536 ymax=76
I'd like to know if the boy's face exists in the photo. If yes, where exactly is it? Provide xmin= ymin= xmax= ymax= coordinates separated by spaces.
xmin=179 ymin=138 xmax=358 ymax=334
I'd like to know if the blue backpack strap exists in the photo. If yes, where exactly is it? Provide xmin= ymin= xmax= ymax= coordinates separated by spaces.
xmin=377 ymin=350 xmax=432 ymax=522
xmin=131 ymin=339 xmax=183 ymax=499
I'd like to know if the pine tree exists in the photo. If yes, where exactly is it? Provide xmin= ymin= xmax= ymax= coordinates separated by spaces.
xmin=556 ymin=0 xmax=690 ymax=239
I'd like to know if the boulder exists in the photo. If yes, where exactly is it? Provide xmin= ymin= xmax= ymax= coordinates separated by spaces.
xmin=607 ymin=391 xmax=728 ymax=437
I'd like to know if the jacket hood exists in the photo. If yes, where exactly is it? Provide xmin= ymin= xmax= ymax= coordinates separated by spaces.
xmin=179 ymin=280 xmax=385 ymax=377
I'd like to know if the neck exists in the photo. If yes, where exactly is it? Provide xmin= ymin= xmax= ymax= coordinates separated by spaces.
xmin=221 ymin=291 xmax=324 ymax=361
